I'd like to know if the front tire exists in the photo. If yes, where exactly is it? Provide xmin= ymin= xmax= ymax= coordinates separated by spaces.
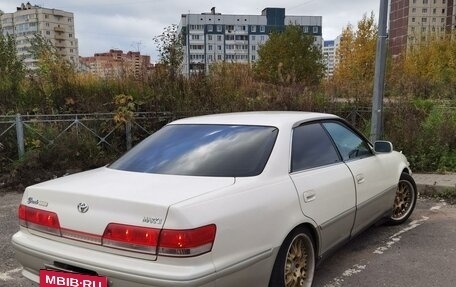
xmin=389 ymin=172 xmax=417 ymax=225
xmin=269 ymin=227 xmax=315 ymax=287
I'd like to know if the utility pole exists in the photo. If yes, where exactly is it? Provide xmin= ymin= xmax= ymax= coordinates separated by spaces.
xmin=370 ymin=0 xmax=389 ymax=142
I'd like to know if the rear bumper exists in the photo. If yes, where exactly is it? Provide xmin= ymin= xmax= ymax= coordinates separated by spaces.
xmin=12 ymin=229 xmax=275 ymax=287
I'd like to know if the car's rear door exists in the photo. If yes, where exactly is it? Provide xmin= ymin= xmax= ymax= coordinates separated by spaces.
xmin=289 ymin=123 xmax=356 ymax=254
xmin=322 ymin=121 xmax=397 ymax=236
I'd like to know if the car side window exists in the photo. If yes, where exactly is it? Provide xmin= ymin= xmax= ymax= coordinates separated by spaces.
xmin=291 ymin=123 xmax=341 ymax=172
xmin=322 ymin=122 xmax=373 ymax=161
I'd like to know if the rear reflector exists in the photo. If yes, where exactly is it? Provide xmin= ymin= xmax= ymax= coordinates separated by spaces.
xmin=18 ymin=204 xmax=61 ymax=236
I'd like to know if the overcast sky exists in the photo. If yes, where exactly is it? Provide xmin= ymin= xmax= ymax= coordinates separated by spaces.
xmin=1 ymin=0 xmax=381 ymax=62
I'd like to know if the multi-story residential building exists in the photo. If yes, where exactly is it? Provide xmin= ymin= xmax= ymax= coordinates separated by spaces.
xmin=323 ymin=35 xmax=342 ymax=77
xmin=79 ymin=49 xmax=153 ymax=79
xmin=389 ymin=0 xmax=455 ymax=56
xmin=0 ymin=2 xmax=78 ymax=69
xmin=178 ymin=7 xmax=322 ymax=75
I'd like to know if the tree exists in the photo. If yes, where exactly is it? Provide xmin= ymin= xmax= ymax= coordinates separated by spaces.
xmin=254 ymin=25 xmax=324 ymax=85
xmin=153 ymin=24 xmax=183 ymax=79
xmin=388 ymin=36 xmax=456 ymax=99
xmin=332 ymin=13 xmax=378 ymax=101
xmin=0 ymin=33 xmax=25 ymax=112
xmin=27 ymin=34 xmax=77 ymax=113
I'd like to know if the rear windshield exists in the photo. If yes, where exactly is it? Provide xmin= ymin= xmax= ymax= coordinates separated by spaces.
xmin=109 ymin=124 xmax=278 ymax=177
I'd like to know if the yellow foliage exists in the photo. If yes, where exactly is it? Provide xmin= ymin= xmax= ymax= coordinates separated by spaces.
xmin=332 ymin=13 xmax=378 ymax=101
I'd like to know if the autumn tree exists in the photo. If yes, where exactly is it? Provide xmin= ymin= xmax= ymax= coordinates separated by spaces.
xmin=153 ymin=24 xmax=183 ymax=79
xmin=0 ymin=33 xmax=25 ymax=112
xmin=331 ymin=13 xmax=378 ymax=101
xmin=254 ymin=25 xmax=324 ymax=86
xmin=388 ymin=36 xmax=456 ymax=99
xmin=27 ymin=34 xmax=77 ymax=113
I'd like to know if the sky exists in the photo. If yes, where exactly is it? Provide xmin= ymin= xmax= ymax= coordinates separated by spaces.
xmin=1 ymin=0 xmax=381 ymax=62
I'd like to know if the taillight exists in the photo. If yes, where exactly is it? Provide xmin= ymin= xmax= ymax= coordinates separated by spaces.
xmin=102 ymin=223 xmax=160 ymax=254
xmin=101 ymin=223 xmax=216 ymax=257
xmin=18 ymin=204 xmax=61 ymax=236
xmin=158 ymin=224 xmax=216 ymax=257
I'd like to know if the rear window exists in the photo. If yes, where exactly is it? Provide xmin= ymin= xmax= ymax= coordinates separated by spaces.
xmin=109 ymin=124 xmax=278 ymax=177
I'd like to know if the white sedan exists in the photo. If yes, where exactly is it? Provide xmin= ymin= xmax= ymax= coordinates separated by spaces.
xmin=12 ymin=112 xmax=417 ymax=287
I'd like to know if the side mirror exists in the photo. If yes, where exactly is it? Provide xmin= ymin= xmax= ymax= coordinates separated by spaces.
xmin=374 ymin=141 xmax=393 ymax=153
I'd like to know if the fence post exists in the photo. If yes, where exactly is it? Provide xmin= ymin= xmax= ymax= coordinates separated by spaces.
xmin=125 ymin=120 xmax=132 ymax=151
xmin=15 ymin=113 xmax=25 ymax=159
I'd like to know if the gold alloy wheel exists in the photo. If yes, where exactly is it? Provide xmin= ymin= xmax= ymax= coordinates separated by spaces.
xmin=392 ymin=179 xmax=415 ymax=220
xmin=284 ymin=234 xmax=315 ymax=287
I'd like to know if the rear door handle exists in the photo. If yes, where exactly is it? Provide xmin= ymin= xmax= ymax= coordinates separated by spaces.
xmin=356 ymin=174 xmax=365 ymax=184
xmin=303 ymin=190 xmax=316 ymax=203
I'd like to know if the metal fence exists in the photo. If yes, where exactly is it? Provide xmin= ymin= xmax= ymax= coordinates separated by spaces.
xmin=0 ymin=112 xmax=181 ymax=161
xmin=0 ymin=109 xmax=372 ymax=162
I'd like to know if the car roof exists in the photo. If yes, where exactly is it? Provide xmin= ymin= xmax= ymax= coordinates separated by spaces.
xmin=169 ymin=111 xmax=340 ymax=128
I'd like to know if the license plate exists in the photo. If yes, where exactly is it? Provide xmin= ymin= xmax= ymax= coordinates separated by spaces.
xmin=40 ymin=269 xmax=108 ymax=287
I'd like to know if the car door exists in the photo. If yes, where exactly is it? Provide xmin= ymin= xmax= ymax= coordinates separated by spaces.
xmin=289 ymin=123 xmax=356 ymax=254
xmin=322 ymin=121 xmax=397 ymax=236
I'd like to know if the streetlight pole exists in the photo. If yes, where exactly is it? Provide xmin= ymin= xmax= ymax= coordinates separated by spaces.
xmin=370 ymin=0 xmax=389 ymax=142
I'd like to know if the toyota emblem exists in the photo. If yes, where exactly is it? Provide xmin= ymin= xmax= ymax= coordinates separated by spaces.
xmin=77 ymin=202 xmax=89 ymax=213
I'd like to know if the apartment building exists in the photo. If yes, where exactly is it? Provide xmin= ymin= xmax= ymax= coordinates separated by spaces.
xmin=178 ymin=7 xmax=322 ymax=75
xmin=389 ymin=0 xmax=455 ymax=56
xmin=79 ymin=49 xmax=153 ymax=79
xmin=323 ymin=35 xmax=342 ymax=77
xmin=0 ymin=2 xmax=78 ymax=69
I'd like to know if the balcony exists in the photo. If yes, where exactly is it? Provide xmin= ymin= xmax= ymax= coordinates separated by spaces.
xmin=54 ymin=26 xmax=65 ymax=32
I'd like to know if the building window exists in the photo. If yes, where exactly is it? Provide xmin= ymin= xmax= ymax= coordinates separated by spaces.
xmin=208 ymin=35 xmax=212 ymax=40
xmin=69 ymin=33 xmax=73 ymax=38
xmin=208 ymin=45 xmax=213 ymax=50
xmin=313 ymin=26 xmax=318 ymax=34
xmin=412 ymin=17 xmax=416 ymax=22
xmin=260 ymin=35 xmax=265 ymax=41
xmin=443 ymin=0 xmax=446 ymax=4
xmin=226 ymin=25 xmax=234 ymax=31
xmin=260 ymin=25 xmax=265 ymax=32
xmin=433 ymin=8 xmax=436 ymax=14
xmin=207 ymin=25 xmax=213 ymax=32
xmin=442 ymin=9 xmax=445 ymax=14
xmin=45 ymin=14 xmax=49 ymax=19
xmin=251 ymin=25 xmax=256 ymax=32
xmin=45 ymin=22 xmax=49 ymax=27
xmin=217 ymin=55 xmax=222 ymax=60
xmin=422 ymin=18 xmax=427 ymax=23
xmin=217 ymin=45 xmax=222 ymax=50
xmin=303 ymin=26 xmax=309 ymax=33
xmin=217 ymin=25 xmax=222 ymax=32
xmin=412 ymin=8 xmax=416 ymax=13
xmin=252 ymin=45 xmax=256 ymax=51
xmin=441 ymin=17 xmax=445 ymax=22
xmin=191 ymin=35 xmax=200 ymax=40
xmin=413 ymin=0 xmax=416 ymax=3
xmin=46 ymin=30 xmax=50 ymax=35
xmin=433 ymin=17 xmax=436 ymax=22
xmin=70 ymin=49 xmax=74 ymax=52
xmin=208 ymin=55 xmax=213 ymax=61
xmin=422 ymin=8 xmax=427 ymax=13
xmin=68 ymin=18 xmax=72 ymax=22
xmin=252 ymin=35 xmax=256 ymax=41
xmin=251 ymin=55 xmax=256 ymax=61
xmin=217 ymin=35 xmax=222 ymax=41
xmin=423 ymin=0 xmax=428 ymax=3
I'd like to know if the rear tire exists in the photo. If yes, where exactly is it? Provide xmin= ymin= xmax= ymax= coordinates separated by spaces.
xmin=269 ymin=227 xmax=315 ymax=287
xmin=388 ymin=172 xmax=417 ymax=225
